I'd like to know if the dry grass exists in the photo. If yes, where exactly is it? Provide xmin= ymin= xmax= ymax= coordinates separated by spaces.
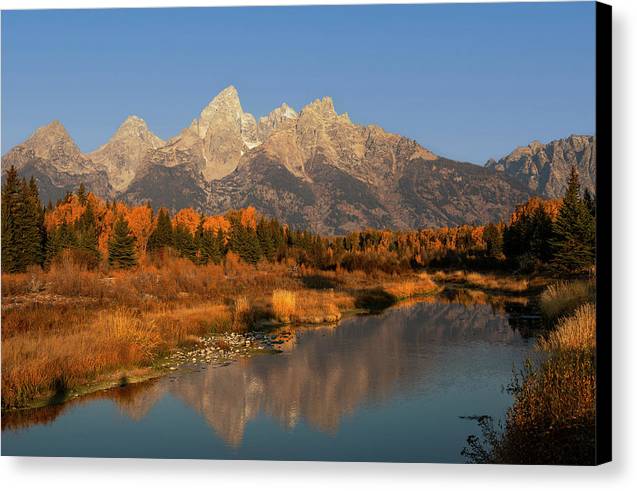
xmin=2 ymin=308 xmax=160 ymax=408
xmin=1 ymin=272 xmax=39 ymax=297
xmin=271 ymin=289 xmax=341 ymax=324
xmin=538 ymin=303 xmax=596 ymax=352
xmin=232 ymin=295 xmax=252 ymax=331
xmin=2 ymin=255 xmax=441 ymax=408
xmin=293 ymin=290 xmax=342 ymax=324
xmin=384 ymin=272 xmax=437 ymax=299
xmin=432 ymin=270 xmax=529 ymax=292
xmin=272 ymin=289 xmax=297 ymax=322
xmin=466 ymin=285 xmax=597 ymax=465
xmin=540 ymin=280 xmax=596 ymax=322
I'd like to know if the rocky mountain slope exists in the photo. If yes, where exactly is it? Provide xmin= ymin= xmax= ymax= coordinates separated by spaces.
xmin=2 ymin=120 xmax=112 ymax=203
xmin=485 ymin=135 xmax=596 ymax=198
xmin=88 ymin=115 xmax=164 ymax=192
xmin=2 ymin=85 xmax=595 ymax=233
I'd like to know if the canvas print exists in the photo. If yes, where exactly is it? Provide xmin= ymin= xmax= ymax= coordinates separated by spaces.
xmin=0 ymin=2 xmax=611 ymax=464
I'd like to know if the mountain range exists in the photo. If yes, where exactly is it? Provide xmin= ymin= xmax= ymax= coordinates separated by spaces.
xmin=1 ymin=85 xmax=596 ymax=234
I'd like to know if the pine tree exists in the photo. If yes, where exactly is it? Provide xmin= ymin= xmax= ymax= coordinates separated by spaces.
xmin=77 ymin=183 xmax=87 ymax=205
xmin=1 ymin=167 xmax=45 ymax=272
xmin=550 ymin=166 xmax=596 ymax=273
xmin=583 ymin=188 xmax=596 ymax=217
xmin=483 ymin=222 xmax=503 ymax=258
xmin=529 ymin=205 xmax=554 ymax=263
xmin=148 ymin=208 xmax=173 ymax=251
xmin=76 ymin=201 xmax=101 ymax=267
xmin=108 ymin=216 xmax=137 ymax=269
xmin=198 ymin=226 xmax=224 ymax=265
xmin=2 ymin=166 xmax=24 ymax=272
xmin=173 ymin=222 xmax=197 ymax=261
xmin=257 ymin=218 xmax=276 ymax=262
xmin=229 ymin=220 xmax=261 ymax=264
xmin=25 ymin=176 xmax=45 ymax=266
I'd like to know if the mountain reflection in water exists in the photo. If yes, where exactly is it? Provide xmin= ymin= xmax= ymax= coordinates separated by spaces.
xmin=2 ymin=295 xmax=536 ymax=461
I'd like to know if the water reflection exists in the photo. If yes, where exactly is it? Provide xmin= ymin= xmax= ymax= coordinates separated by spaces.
xmin=3 ymin=293 xmax=535 ymax=453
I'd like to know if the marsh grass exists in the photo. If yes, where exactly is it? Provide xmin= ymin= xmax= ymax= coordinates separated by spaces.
xmin=538 ymin=303 xmax=596 ymax=352
xmin=2 ymin=255 xmax=438 ymax=409
xmin=383 ymin=273 xmax=437 ymax=299
xmin=539 ymin=280 xmax=596 ymax=323
xmin=464 ymin=284 xmax=597 ymax=465
xmin=272 ymin=289 xmax=297 ymax=322
xmin=433 ymin=270 xmax=529 ymax=292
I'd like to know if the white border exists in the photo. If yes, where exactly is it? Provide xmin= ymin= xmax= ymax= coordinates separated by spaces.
xmin=1 ymin=1 xmax=635 ymax=489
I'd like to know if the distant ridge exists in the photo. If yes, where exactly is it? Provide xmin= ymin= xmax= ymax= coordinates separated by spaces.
xmin=2 ymin=85 xmax=594 ymax=233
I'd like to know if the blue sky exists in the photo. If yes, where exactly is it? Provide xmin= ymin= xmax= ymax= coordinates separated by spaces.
xmin=1 ymin=2 xmax=596 ymax=163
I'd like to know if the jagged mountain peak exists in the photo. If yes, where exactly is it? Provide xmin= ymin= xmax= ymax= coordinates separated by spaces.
xmin=88 ymin=115 xmax=165 ymax=192
xmin=2 ymin=119 xmax=112 ymax=201
xmin=257 ymin=102 xmax=299 ymax=141
xmin=21 ymin=119 xmax=83 ymax=162
xmin=261 ymin=102 xmax=298 ymax=122
xmin=107 ymin=115 xmax=164 ymax=147
xmin=485 ymin=134 xmax=596 ymax=197
xmin=301 ymin=96 xmax=337 ymax=118
xmin=197 ymin=85 xmax=243 ymax=132
xmin=29 ymin=119 xmax=73 ymax=142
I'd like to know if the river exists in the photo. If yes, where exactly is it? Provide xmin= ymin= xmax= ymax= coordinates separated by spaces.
xmin=1 ymin=290 xmax=539 ymax=462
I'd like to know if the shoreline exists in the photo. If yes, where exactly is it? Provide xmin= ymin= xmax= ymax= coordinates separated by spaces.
xmin=2 ymin=282 xmax=446 ymax=414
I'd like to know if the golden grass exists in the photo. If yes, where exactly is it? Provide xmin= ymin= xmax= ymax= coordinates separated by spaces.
xmin=2 ymin=255 xmax=441 ymax=408
xmin=539 ymin=280 xmax=596 ymax=322
xmin=2 ymin=308 xmax=160 ymax=408
xmin=384 ymin=272 xmax=436 ymax=299
xmin=466 ymin=284 xmax=597 ymax=464
xmin=538 ymin=303 xmax=596 ymax=352
xmin=432 ymin=270 xmax=529 ymax=292
xmin=232 ymin=295 xmax=252 ymax=331
xmin=293 ymin=290 xmax=341 ymax=324
xmin=272 ymin=289 xmax=297 ymax=322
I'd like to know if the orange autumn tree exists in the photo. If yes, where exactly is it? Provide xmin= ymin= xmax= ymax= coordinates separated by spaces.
xmin=172 ymin=208 xmax=201 ymax=235
xmin=125 ymin=205 xmax=154 ymax=258
xmin=41 ymin=181 xmax=554 ymax=273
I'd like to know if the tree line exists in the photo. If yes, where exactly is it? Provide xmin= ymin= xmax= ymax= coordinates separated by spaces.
xmin=1 ymin=165 xmax=595 ymax=275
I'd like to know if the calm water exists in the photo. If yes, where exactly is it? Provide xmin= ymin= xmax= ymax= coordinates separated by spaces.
xmin=1 ymin=292 xmax=538 ymax=462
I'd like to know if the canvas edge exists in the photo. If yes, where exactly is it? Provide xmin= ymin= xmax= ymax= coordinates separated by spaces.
xmin=595 ymin=0 xmax=612 ymax=467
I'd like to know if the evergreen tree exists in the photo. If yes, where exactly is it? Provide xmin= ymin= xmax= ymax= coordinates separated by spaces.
xmin=2 ymin=166 xmax=24 ymax=272
xmin=229 ymin=219 xmax=261 ymax=264
xmin=148 ymin=208 xmax=173 ymax=251
xmin=529 ymin=205 xmax=554 ymax=263
xmin=583 ymin=188 xmax=596 ymax=217
xmin=257 ymin=218 xmax=276 ymax=262
xmin=76 ymin=201 xmax=101 ymax=267
xmin=550 ymin=166 xmax=596 ymax=273
xmin=1 ymin=167 xmax=44 ymax=272
xmin=24 ymin=176 xmax=45 ymax=266
xmin=173 ymin=223 xmax=197 ymax=261
xmin=108 ymin=216 xmax=137 ymax=269
xmin=198 ymin=226 xmax=224 ymax=265
xmin=45 ymin=221 xmax=71 ymax=266
xmin=483 ymin=222 xmax=504 ymax=258
xmin=77 ymin=183 xmax=87 ymax=205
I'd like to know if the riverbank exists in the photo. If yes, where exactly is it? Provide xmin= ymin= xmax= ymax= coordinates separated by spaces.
xmin=2 ymin=256 xmax=440 ymax=411
xmin=431 ymin=269 xmax=552 ymax=295
xmin=463 ymin=278 xmax=596 ymax=465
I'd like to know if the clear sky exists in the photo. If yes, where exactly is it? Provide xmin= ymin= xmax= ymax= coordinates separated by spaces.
xmin=1 ymin=2 xmax=596 ymax=163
